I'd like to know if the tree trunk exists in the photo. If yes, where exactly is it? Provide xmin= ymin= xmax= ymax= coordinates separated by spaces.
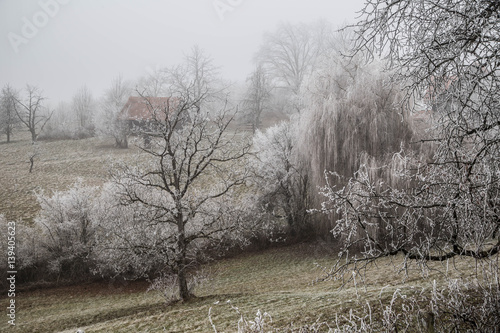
xmin=29 ymin=155 xmax=35 ymax=173
xmin=117 ymin=123 xmax=128 ymax=148
xmin=176 ymin=211 xmax=191 ymax=301
xmin=115 ymin=135 xmax=128 ymax=149
xmin=287 ymin=212 xmax=297 ymax=236
xmin=177 ymin=260 xmax=190 ymax=301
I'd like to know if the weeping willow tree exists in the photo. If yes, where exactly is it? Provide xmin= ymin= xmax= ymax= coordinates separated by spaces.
xmin=298 ymin=37 xmax=417 ymax=235
xmin=315 ymin=0 xmax=500 ymax=297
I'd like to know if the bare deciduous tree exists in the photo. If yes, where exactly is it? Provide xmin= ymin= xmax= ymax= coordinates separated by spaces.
xmin=256 ymin=21 xmax=332 ymax=95
xmin=72 ymin=85 xmax=95 ymax=134
xmin=171 ymin=45 xmax=226 ymax=110
xmin=136 ymin=45 xmax=226 ymax=115
xmin=243 ymin=64 xmax=273 ymax=133
xmin=137 ymin=66 xmax=169 ymax=98
xmin=102 ymin=49 xmax=252 ymax=301
xmin=98 ymin=75 xmax=132 ymax=148
xmin=0 ymin=84 xmax=20 ymax=143
xmin=14 ymin=85 xmax=53 ymax=142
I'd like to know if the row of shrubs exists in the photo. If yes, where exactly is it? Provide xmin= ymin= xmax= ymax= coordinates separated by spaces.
xmin=0 ymin=179 xmax=288 ymax=290
xmin=2 ymin=180 xmax=499 ymax=331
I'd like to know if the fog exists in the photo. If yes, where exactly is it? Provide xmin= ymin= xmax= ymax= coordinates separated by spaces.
xmin=0 ymin=0 xmax=363 ymax=105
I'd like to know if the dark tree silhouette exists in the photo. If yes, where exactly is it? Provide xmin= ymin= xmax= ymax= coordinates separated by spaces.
xmin=14 ymin=85 xmax=52 ymax=142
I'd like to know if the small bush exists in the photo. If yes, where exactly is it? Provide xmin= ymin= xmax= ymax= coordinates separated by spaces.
xmin=209 ymin=301 xmax=273 ymax=333
xmin=38 ymin=126 xmax=94 ymax=141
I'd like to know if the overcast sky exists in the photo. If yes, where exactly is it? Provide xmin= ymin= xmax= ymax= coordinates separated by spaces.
xmin=0 ymin=0 xmax=364 ymax=105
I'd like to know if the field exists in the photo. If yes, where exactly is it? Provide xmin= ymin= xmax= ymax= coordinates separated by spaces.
xmin=0 ymin=242 xmax=478 ymax=333
xmin=0 ymin=132 xmax=487 ymax=332
xmin=0 ymin=132 xmax=139 ymax=222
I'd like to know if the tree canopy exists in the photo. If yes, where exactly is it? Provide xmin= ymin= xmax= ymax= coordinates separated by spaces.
xmin=317 ymin=0 xmax=500 ymax=279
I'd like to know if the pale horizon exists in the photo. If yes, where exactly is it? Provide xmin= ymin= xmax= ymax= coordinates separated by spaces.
xmin=0 ymin=0 xmax=363 ymax=106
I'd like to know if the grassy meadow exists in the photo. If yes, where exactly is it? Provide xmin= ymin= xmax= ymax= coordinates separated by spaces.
xmin=0 ymin=132 xmax=487 ymax=332
xmin=0 ymin=132 xmax=139 ymax=222
xmin=0 ymin=242 xmax=479 ymax=333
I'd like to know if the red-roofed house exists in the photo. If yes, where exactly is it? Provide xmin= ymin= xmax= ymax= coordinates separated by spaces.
xmin=119 ymin=96 xmax=178 ymax=126
xmin=117 ymin=96 xmax=185 ymax=147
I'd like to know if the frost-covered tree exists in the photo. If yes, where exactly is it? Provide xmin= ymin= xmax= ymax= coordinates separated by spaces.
xmin=14 ymin=85 xmax=53 ymax=142
xmin=298 ymin=33 xmax=414 ymax=234
xmin=137 ymin=66 xmax=169 ymax=98
xmin=317 ymin=0 xmax=500 ymax=279
xmin=0 ymin=84 xmax=20 ymax=143
xmin=97 ymin=75 xmax=132 ymax=148
xmin=253 ymin=121 xmax=310 ymax=236
xmin=41 ymin=101 xmax=80 ymax=140
xmin=256 ymin=21 xmax=332 ymax=95
xmin=170 ymin=45 xmax=228 ymax=114
xmin=102 ymin=49 xmax=252 ymax=301
xmin=72 ymin=85 xmax=95 ymax=134
xmin=351 ymin=0 xmax=500 ymax=165
xmin=136 ymin=46 xmax=227 ymax=116
xmin=34 ymin=181 xmax=100 ymax=279
xmin=243 ymin=64 xmax=273 ymax=133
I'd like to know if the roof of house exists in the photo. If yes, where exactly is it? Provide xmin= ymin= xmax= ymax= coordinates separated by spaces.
xmin=119 ymin=96 xmax=178 ymax=121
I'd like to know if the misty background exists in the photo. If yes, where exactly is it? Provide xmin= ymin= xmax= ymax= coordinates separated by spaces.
xmin=0 ymin=0 xmax=363 ymax=106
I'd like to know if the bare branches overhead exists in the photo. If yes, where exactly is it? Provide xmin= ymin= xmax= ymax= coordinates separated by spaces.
xmin=256 ymin=21 xmax=334 ymax=95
